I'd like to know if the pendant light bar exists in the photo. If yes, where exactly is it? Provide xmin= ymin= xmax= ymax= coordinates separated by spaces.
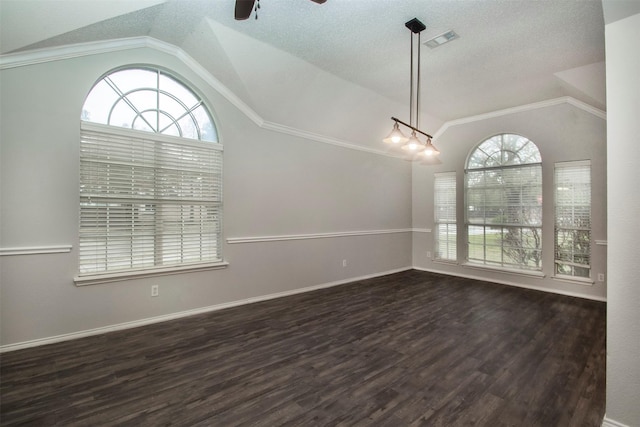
xmin=391 ymin=116 xmax=433 ymax=139
xmin=383 ymin=18 xmax=440 ymax=158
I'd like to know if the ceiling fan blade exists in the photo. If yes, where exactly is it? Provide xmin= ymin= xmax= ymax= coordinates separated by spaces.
xmin=235 ymin=0 xmax=256 ymax=20
xmin=310 ymin=0 xmax=327 ymax=3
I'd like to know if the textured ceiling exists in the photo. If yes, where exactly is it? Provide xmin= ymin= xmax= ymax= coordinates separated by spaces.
xmin=1 ymin=0 xmax=606 ymax=124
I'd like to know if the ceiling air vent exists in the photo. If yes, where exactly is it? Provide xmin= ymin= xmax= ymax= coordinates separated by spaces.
xmin=424 ymin=30 xmax=459 ymax=48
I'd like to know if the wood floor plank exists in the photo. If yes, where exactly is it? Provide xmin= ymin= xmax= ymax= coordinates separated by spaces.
xmin=0 ymin=270 xmax=606 ymax=426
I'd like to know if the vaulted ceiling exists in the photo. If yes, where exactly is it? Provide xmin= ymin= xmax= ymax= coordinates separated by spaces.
xmin=1 ymin=0 xmax=606 ymax=145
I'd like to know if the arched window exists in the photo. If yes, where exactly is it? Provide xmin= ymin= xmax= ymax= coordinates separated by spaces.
xmin=78 ymin=67 xmax=223 ymax=280
xmin=465 ymin=134 xmax=542 ymax=271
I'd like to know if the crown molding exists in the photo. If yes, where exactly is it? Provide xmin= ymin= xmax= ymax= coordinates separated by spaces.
xmin=1 ymin=38 xmax=606 ymax=158
xmin=0 ymin=37 xmax=146 ymax=70
xmin=433 ymin=96 xmax=607 ymax=141
xmin=261 ymin=120 xmax=396 ymax=157
xmin=0 ymin=37 xmax=397 ymax=159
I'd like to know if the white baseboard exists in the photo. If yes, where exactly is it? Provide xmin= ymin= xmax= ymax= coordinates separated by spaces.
xmin=413 ymin=266 xmax=607 ymax=302
xmin=0 ymin=267 xmax=412 ymax=353
xmin=1 ymin=265 xmax=606 ymax=353
xmin=602 ymin=415 xmax=630 ymax=427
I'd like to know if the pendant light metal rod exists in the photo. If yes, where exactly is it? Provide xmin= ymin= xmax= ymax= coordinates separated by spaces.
xmin=416 ymin=30 xmax=421 ymax=130
xmin=409 ymin=26 xmax=414 ymax=127
xmin=390 ymin=116 xmax=433 ymax=139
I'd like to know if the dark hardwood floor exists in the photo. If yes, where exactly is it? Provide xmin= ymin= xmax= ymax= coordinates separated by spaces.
xmin=1 ymin=270 xmax=606 ymax=426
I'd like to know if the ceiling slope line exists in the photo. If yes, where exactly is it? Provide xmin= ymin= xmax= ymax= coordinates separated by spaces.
xmin=0 ymin=36 xmax=400 ymax=159
xmin=432 ymin=96 xmax=607 ymax=140
xmin=0 ymin=37 xmax=146 ymax=70
xmin=0 ymin=36 xmax=265 ymax=126
xmin=261 ymin=121 xmax=399 ymax=158
xmin=0 ymin=37 xmax=606 ymax=159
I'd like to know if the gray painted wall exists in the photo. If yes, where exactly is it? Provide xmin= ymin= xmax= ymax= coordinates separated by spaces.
xmin=0 ymin=46 xmax=413 ymax=347
xmin=411 ymin=102 xmax=607 ymax=301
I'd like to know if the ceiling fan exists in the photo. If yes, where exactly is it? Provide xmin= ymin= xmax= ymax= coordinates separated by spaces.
xmin=235 ymin=0 xmax=327 ymax=20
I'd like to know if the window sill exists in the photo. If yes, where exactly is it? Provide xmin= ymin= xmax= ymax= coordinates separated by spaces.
xmin=433 ymin=259 xmax=458 ymax=266
xmin=552 ymin=275 xmax=595 ymax=286
xmin=74 ymin=262 xmax=229 ymax=286
xmin=462 ymin=262 xmax=545 ymax=278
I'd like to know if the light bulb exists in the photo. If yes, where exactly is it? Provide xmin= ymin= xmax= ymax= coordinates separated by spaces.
xmin=401 ymin=131 xmax=425 ymax=152
xmin=383 ymin=122 xmax=408 ymax=144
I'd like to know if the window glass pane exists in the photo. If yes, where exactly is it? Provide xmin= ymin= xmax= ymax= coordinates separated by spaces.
xmin=193 ymin=105 xmax=217 ymax=142
xmin=157 ymin=111 xmax=176 ymax=136
xmin=159 ymin=73 xmax=198 ymax=107
xmin=518 ymin=141 xmax=542 ymax=163
xmin=468 ymin=244 xmax=485 ymax=262
xmin=125 ymin=89 xmax=158 ymax=120
xmin=131 ymin=115 xmax=154 ymax=133
xmin=161 ymin=122 xmax=181 ymax=138
xmin=177 ymin=115 xmax=199 ymax=140
xmin=82 ymin=80 xmax=119 ymax=124
xmin=108 ymin=69 xmax=157 ymax=94
xmin=159 ymin=92 xmax=188 ymax=124
xmin=109 ymin=100 xmax=137 ymax=129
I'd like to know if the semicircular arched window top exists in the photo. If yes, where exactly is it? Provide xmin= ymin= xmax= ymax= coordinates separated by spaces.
xmin=82 ymin=68 xmax=218 ymax=142
xmin=467 ymin=134 xmax=541 ymax=169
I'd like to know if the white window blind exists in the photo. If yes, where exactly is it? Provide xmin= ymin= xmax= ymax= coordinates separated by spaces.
xmin=434 ymin=172 xmax=457 ymax=261
xmin=555 ymin=160 xmax=591 ymax=278
xmin=79 ymin=123 xmax=223 ymax=275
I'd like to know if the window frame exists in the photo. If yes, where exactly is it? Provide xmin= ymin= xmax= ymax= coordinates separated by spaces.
xmin=75 ymin=67 xmax=226 ymax=285
xmin=554 ymin=160 xmax=592 ymax=283
xmin=464 ymin=134 xmax=543 ymax=273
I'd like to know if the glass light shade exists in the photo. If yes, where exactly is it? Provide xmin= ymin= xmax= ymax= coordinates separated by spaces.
xmin=422 ymin=138 xmax=441 ymax=156
xmin=401 ymin=131 xmax=425 ymax=152
xmin=383 ymin=122 xmax=409 ymax=144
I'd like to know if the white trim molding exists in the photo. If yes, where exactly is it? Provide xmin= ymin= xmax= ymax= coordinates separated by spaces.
xmin=552 ymin=275 xmax=595 ymax=286
xmin=602 ymin=416 xmax=631 ymax=427
xmin=0 ymin=38 xmax=606 ymax=161
xmin=433 ymin=97 xmax=607 ymax=141
xmin=0 ymin=37 xmax=398 ymax=160
xmin=227 ymin=229 xmax=413 ymax=244
xmin=74 ymin=262 xmax=229 ymax=286
xmin=0 ymin=37 xmax=146 ymax=69
xmin=0 ymin=245 xmax=72 ymax=256
xmin=463 ymin=262 xmax=546 ymax=279
xmin=412 ymin=228 xmax=432 ymax=233
xmin=0 ymin=267 xmax=411 ymax=353
xmin=261 ymin=120 xmax=392 ymax=157
xmin=414 ymin=266 xmax=606 ymax=302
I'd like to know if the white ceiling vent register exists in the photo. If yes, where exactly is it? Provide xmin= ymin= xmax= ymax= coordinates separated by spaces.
xmin=424 ymin=30 xmax=459 ymax=48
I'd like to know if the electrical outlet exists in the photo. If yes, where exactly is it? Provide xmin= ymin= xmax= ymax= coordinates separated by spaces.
xmin=597 ymin=273 xmax=605 ymax=282
xmin=151 ymin=285 xmax=159 ymax=297
xmin=342 ymin=259 xmax=347 ymax=267
xmin=427 ymin=251 xmax=432 ymax=258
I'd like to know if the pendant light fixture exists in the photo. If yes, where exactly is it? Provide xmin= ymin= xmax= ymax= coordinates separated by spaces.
xmin=383 ymin=18 xmax=440 ymax=158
